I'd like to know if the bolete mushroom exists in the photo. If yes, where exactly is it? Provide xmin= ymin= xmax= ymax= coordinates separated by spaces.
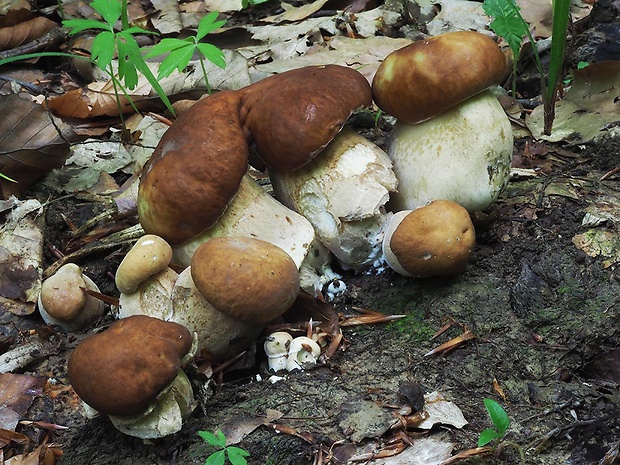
xmin=382 ymin=200 xmax=476 ymax=277
xmin=270 ymin=128 xmax=397 ymax=271
xmin=138 ymin=65 xmax=372 ymax=245
xmin=372 ymin=31 xmax=513 ymax=213
xmin=264 ymin=331 xmax=293 ymax=373
xmin=171 ymin=237 xmax=300 ymax=360
xmin=115 ymin=234 xmax=173 ymax=294
xmin=38 ymin=263 xmax=105 ymax=331
xmin=286 ymin=336 xmax=322 ymax=372
xmin=67 ymin=315 xmax=196 ymax=438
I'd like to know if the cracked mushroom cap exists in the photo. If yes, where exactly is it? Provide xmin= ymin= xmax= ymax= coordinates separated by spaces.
xmin=372 ymin=31 xmax=507 ymax=124
xmin=240 ymin=65 xmax=372 ymax=171
xmin=382 ymin=200 xmax=476 ymax=277
xmin=138 ymin=91 xmax=249 ymax=245
xmin=190 ymin=237 xmax=300 ymax=323
xmin=68 ymin=315 xmax=193 ymax=416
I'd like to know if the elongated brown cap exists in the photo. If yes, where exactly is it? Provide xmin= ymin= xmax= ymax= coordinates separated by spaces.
xmin=138 ymin=91 xmax=249 ymax=244
xmin=372 ymin=31 xmax=507 ymax=124
xmin=240 ymin=65 xmax=372 ymax=171
xmin=68 ymin=315 xmax=193 ymax=416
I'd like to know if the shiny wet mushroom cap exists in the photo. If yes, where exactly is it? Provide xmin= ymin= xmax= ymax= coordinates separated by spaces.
xmin=67 ymin=315 xmax=193 ymax=416
xmin=372 ymin=31 xmax=507 ymax=124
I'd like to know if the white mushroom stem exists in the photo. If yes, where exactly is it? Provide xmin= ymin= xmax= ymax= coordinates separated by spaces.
xmin=387 ymin=89 xmax=513 ymax=213
xmin=286 ymin=336 xmax=322 ymax=372
xmin=264 ymin=331 xmax=293 ymax=373
xmin=109 ymin=369 xmax=195 ymax=439
xmin=117 ymin=267 xmax=178 ymax=320
xmin=172 ymin=174 xmax=316 ymax=269
xmin=270 ymin=127 xmax=397 ymax=272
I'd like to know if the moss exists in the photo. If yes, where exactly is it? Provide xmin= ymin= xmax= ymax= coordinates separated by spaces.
xmin=387 ymin=308 xmax=436 ymax=343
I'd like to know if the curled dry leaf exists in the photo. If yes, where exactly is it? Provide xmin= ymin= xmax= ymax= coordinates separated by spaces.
xmin=0 ymin=94 xmax=73 ymax=199
xmin=0 ymin=17 xmax=57 ymax=51
xmin=0 ymin=373 xmax=47 ymax=431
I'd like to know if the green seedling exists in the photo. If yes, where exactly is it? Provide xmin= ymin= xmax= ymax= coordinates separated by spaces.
xmin=478 ymin=398 xmax=509 ymax=446
xmin=146 ymin=11 xmax=226 ymax=94
xmin=199 ymin=430 xmax=250 ymax=465
xmin=479 ymin=398 xmax=525 ymax=463
xmin=483 ymin=0 xmax=571 ymax=135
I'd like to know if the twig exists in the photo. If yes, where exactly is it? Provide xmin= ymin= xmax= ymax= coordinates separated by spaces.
xmin=0 ymin=27 xmax=67 ymax=60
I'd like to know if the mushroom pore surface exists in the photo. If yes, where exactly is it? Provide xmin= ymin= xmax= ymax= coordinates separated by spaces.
xmin=68 ymin=315 xmax=193 ymax=416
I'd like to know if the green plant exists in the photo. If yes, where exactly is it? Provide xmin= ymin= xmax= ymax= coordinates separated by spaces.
xmin=478 ymin=398 xmax=509 ymax=446
xmin=145 ymin=12 xmax=226 ymax=94
xmin=482 ymin=0 xmax=571 ymax=135
xmin=198 ymin=430 xmax=250 ymax=465
xmin=63 ymin=0 xmax=175 ymax=118
xmin=479 ymin=398 xmax=525 ymax=463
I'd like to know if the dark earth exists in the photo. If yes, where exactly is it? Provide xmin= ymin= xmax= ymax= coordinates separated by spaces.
xmin=2 ymin=1 xmax=620 ymax=464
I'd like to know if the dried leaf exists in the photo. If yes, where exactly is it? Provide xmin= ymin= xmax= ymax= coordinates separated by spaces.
xmin=0 ymin=94 xmax=72 ymax=198
xmin=526 ymin=62 xmax=620 ymax=143
xmin=417 ymin=391 xmax=468 ymax=430
xmin=151 ymin=0 xmax=183 ymax=34
xmin=0 ymin=17 xmax=56 ymax=51
xmin=424 ymin=330 xmax=476 ymax=357
xmin=262 ymin=0 xmax=330 ymax=23
xmin=0 ymin=373 xmax=47 ymax=430
xmin=0 ymin=198 xmax=43 ymax=316
xmin=372 ymin=437 xmax=454 ymax=464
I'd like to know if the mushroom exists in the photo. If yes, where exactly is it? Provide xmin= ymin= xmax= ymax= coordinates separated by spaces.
xmin=372 ymin=31 xmax=513 ymax=213
xmin=286 ymin=336 xmax=322 ymax=372
xmin=38 ymin=263 xmax=105 ymax=331
xmin=382 ymin=200 xmax=476 ymax=277
xmin=264 ymin=331 xmax=293 ymax=373
xmin=138 ymin=65 xmax=372 ymax=245
xmin=270 ymin=128 xmax=397 ymax=272
xmin=115 ymin=234 xmax=173 ymax=294
xmin=67 ymin=315 xmax=196 ymax=438
xmin=171 ymin=237 xmax=300 ymax=360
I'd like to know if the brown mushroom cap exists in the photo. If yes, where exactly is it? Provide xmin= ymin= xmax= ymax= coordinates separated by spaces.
xmin=372 ymin=31 xmax=507 ymax=124
xmin=190 ymin=237 xmax=300 ymax=323
xmin=240 ymin=65 xmax=372 ymax=171
xmin=138 ymin=91 xmax=249 ymax=244
xmin=68 ymin=315 xmax=193 ymax=416
xmin=383 ymin=200 xmax=476 ymax=277
xmin=39 ymin=263 xmax=90 ymax=321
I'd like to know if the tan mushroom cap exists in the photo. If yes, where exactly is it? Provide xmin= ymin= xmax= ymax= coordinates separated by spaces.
xmin=191 ymin=237 xmax=300 ymax=323
xmin=383 ymin=200 xmax=476 ymax=277
xmin=240 ymin=65 xmax=372 ymax=171
xmin=67 ymin=315 xmax=193 ymax=416
xmin=372 ymin=31 xmax=507 ymax=124
xmin=38 ymin=263 xmax=104 ymax=331
xmin=115 ymin=235 xmax=173 ymax=294
xmin=138 ymin=91 xmax=249 ymax=244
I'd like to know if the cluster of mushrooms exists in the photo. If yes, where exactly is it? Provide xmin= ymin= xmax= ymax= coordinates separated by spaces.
xmin=38 ymin=31 xmax=514 ymax=439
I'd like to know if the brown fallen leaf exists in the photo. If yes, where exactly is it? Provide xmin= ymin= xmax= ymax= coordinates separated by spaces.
xmin=0 ymin=94 xmax=75 ymax=198
xmin=440 ymin=446 xmax=493 ymax=464
xmin=424 ymin=330 xmax=476 ymax=357
xmin=0 ymin=17 xmax=57 ymax=51
xmin=0 ymin=373 xmax=47 ymax=430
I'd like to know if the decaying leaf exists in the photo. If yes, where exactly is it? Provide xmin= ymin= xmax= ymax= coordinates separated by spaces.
xmin=0 ymin=373 xmax=47 ymax=431
xmin=572 ymin=229 xmax=620 ymax=269
xmin=372 ymin=436 xmax=454 ymax=465
xmin=0 ymin=198 xmax=43 ymax=316
xmin=0 ymin=94 xmax=73 ymax=199
xmin=151 ymin=0 xmax=183 ymax=34
xmin=526 ymin=62 xmax=620 ymax=143
xmin=262 ymin=0 xmax=330 ymax=23
xmin=425 ymin=330 xmax=476 ymax=357
xmin=0 ymin=16 xmax=56 ymax=51
xmin=339 ymin=400 xmax=394 ymax=443
xmin=417 ymin=391 xmax=468 ymax=430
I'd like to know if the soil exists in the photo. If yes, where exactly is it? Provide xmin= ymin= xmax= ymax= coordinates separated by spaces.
xmin=3 ymin=3 xmax=620 ymax=465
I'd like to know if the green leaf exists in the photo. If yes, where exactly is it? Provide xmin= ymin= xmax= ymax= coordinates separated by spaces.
xmin=0 ymin=172 xmax=17 ymax=183
xmin=198 ymin=430 xmax=226 ymax=448
xmin=227 ymin=447 xmax=250 ymax=465
xmin=91 ymin=0 xmax=122 ymax=27
xmin=196 ymin=11 xmax=226 ymax=41
xmin=478 ymin=427 xmax=501 ymax=447
xmin=205 ymin=450 xmax=226 ymax=465
xmin=116 ymin=37 xmax=139 ymax=89
xmin=157 ymin=45 xmax=195 ymax=78
xmin=63 ymin=18 xmax=111 ymax=34
xmin=146 ymin=38 xmax=191 ymax=58
xmin=483 ymin=398 xmax=510 ymax=435
xmin=482 ymin=0 xmax=527 ymax=58
xmin=91 ymin=30 xmax=115 ymax=69
xmin=196 ymin=43 xmax=226 ymax=69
